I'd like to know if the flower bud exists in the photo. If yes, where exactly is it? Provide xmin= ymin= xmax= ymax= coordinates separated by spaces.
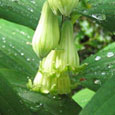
xmin=48 ymin=0 xmax=60 ymax=15
xmin=48 ymin=0 xmax=79 ymax=16
xmin=57 ymin=20 xmax=80 ymax=71
xmin=32 ymin=1 xmax=60 ymax=58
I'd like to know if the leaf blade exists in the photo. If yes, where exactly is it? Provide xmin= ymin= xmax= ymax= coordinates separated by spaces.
xmin=0 ymin=74 xmax=31 ymax=115
xmin=76 ymin=43 xmax=115 ymax=91
xmin=0 ymin=68 xmax=81 ymax=115
xmin=75 ymin=0 xmax=115 ymax=31
xmin=0 ymin=19 xmax=39 ymax=78
xmin=79 ymin=76 xmax=115 ymax=115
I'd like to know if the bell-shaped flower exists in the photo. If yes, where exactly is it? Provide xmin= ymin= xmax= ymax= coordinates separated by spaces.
xmin=32 ymin=1 xmax=60 ymax=58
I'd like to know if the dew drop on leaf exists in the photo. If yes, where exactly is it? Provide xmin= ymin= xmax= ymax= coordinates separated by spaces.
xmin=26 ymin=41 xmax=32 ymax=45
xmin=53 ymin=96 xmax=56 ymax=99
xmin=14 ymin=53 xmax=18 ymax=56
xmin=107 ymin=52 xmax=114 ymax=57
xmin=3 ymin=40 xmax=6 ymax=43
xmin=101 ymin=72 xmax=106 ymax=75
xmin=95 ymin=56 xmax=101 ymax=61
xmin=30 ymin=0 xmax=36 ymax=4
xmin=107 ymin=65 xmax=112 ymax=69
xmin=2 ymin=45 xmax=5 ymax=48
xmin=94 ymin=79 xmax=101 ymax=85
xmin=27 ymin=58 xmax=30 ymax=61
xmin=2 ymin=37 xmax=6 ymax=40
xmin=12 ymin=32 xmax=16 ymax=35
xmin=28 ymin=7 xmax=34 ymax=12
xmin=92 ymin=14 xmax=106 ymax=21
xmin=21 ymin=52 xmax=24 ymax=56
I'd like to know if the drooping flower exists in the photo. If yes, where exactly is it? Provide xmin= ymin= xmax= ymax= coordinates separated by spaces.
xmin=32 ymin=1 xmax=60 ymax=58
xmin=48 ymin=0 xmax=79 ymax=16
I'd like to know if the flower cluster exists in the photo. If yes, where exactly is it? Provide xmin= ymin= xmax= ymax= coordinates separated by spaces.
xmin=27 ymin=0 xmax=87 ymax=95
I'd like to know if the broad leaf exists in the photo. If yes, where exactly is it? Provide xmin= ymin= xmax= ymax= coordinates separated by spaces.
xmin=0 ymin=0 xmax=115 ymax=31
xmin=100 ymin=42 xmax=115 ymax=52
xmin=76 ymin=43 xmax=115 ymax=91
xmin=0 ymin=74 xmax=31 ymax=115
xmin=72 ymin=88 xmax=95 ymax=108
xmin=75 ymin=0 xmax=115 ymax=32
xmin=0 ymin=0 xmax=45 ymax=29
xmin=0 ymin=68 xmax=81 ymax=115
xmin=0 ymin=19 xmax=81 ymax=115
xmin=79 ymin=76 xmax=115 ymax=115
xmin=0 ymin=19 xmax=39 ymax=78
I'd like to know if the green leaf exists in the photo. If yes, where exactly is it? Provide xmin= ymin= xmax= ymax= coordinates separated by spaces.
xmin=0 ymin=0 xmax=45 ymax=30
xmin=75 ymin=0 xmax=115 ymax=31
xmin=0 ymin=73 xmax=31 ymax=115
xmin=76 ymin=43 xmax=115 ymax=91
xmin=18 ymin=88 xmax=81 ymax=115
xmin=0 ymin=68 xmax=81 ymax=115
xmin=0 ymin=19 xmax=81 ymax=115
xmin=72 ymin=88 xmax=95 ymax=108
xmin=1 ymin=0 xmax=115 ymax=31
xmin=100 ymin=42 xmax=115 ymax=52
xmin=0 ymin=19 xmax=39 ymax=78
xmin=79 ymin=76 xmax=115 ymax=115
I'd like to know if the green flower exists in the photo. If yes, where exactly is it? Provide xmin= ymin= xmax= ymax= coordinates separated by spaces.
xmin=28 ymin=20 xmax=81 ymax=94
xmin=31 ymin=71 xmax=71 ymax=94
xmin=57 ymin=20 xmax=80 ymax=71
xmin=32 ymin=1 xmax=60 ymax=58
xmin=48 ymin=0 xmax=60 ymax=15
xmin=48 ymin=0 xmax=79 ymax=16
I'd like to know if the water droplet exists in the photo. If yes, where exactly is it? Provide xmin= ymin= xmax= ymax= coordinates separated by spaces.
xmin=107 ymin=52 xmax=114 ymax=57
xmin=2 ymin=37 xmax=6 ymax=40
xmin=12 ymin=32 xmax=16 ymax=35
xmin=20 ymin=31 xmax=26 ymax=35
xmin=21 ymin=53 xmax=24 ymax=56
xmin=83 ymin=10 xmax=88 ymax=14
xmin=27 ymin=58 xmax=30 ymax=61
xmin=101 ymin=72 xmax=106 ymax=75
xmin=107 ymin=65 xmax=112 ymax=68
xmin=27 ymin=35 xmax=31 ymax=38
xmin=27 ymin=76 xmax=30 ymax=79
xmin=92 ymin=14 xmax=106 ymax=21
xmin=39 ymin=103 xmax=43 ymax=106
xmin=9 ymin=44 xmax=15 ymax=48
xmin=28 ymin=7 xmax=34 ymax=12
xmin=3 ymin=40 xmax=6 ymax=43
xmin=26 ymin=42 xmax=32 ymax=45
xmin=14 ymin=53 xmax=17 ymax=56
xmin=2 ymin=45 xmax=5 ymax=48
xmin=31 ymin=0 xmax=35 ymax=4
xmin=95 ymin=56 xmax=101 ymax=61
xmin=94 ymin=79 xmax=101 ymax=85
xmin=53 ymin=96 xmax=56 ymax=99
